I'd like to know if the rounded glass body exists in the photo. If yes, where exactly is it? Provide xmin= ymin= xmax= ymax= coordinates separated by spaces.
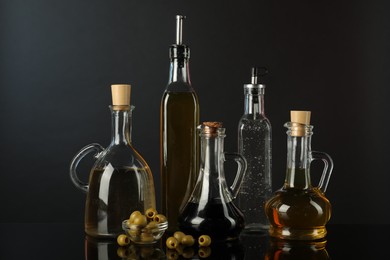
xmin=71 ymin=106 xmax=156 ymax=238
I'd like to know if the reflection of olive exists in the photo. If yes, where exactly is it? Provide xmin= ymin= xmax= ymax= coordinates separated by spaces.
xmin=166 ymin=249 xmax=179 ymax=260
xmin=175 ymin=244 xmax=185 ymax=255
xmin=166 ymin=236 xmax=179 ymax=249
xmin=173 ymin=231 xmax=185 ymax=243
xmin=117 ymin=234 xmax=130 ymax=246
xmin=181 ymin=235 xmax=195 ymax=246
xmin=129 ymin=210 xmax=142 ymax=224
xmin=116 ymin=247 xmax=129 ymax=258
xmin=182 ymin=247 xmax=195 ymax=258
xmin=198 ymin=235 xmax=212 ymax=247
xmin=153 ymin=214 xmax=167 ymax=223
xmin=198 ymin=246 xmax=212 ymax=258
xmin=140 ymin=246 xmax=154 ymax=258
xmin=145 ymin=208 xmax=158 ymax=220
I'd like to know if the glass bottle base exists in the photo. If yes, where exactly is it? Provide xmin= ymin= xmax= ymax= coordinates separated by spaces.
xmin=269 ymin=226 xmax=327 ymax=240
xmin=242 ymin=223 xmax=270 ymax=233
xmin=85 ymin=228 xmax=118 ymax=239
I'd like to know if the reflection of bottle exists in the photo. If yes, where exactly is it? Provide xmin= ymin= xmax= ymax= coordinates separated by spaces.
xmin=70 ymin=84 xmax=156 ymax=238
xmin=85 ymin=236 xmax=165 ymax=260
xmin=237 ymin=67 xmax=272 ymax=232
xmin=265 ymin=238 xmax=330 ymax=260
xmin=240 ymin=232 xmax=268 ymax=259
xmin=178 ymin=122 xmax=246 ymax=241
xmin=265 ymin=111 xmax=333 ymax=240
xmin=160 ymin=15 xmax=200 ymax=232
xmin=85 ymin=236 xmax=121 ymax=260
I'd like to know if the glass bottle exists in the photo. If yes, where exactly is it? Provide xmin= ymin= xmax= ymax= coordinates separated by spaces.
xmin=265 ymin=111 xmax=333 ymax=240
xmin=178 ymin=122 xmax=246 ymax=241
xmin=237 ymin=67 xmax=272 ymax=232
xmin=160 ymin=15 xmax=200 ymax=232
xmin=70 ymin=84 xmax=156 ymax=238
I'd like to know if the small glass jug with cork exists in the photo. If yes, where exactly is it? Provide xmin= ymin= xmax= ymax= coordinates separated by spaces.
xmin=178 ymin=122 xmax=247 ymax=241
xmin=265 ymin=111 xmax=333 ymax=240
xmin=70 ymin=84 xmax=156 ymax=238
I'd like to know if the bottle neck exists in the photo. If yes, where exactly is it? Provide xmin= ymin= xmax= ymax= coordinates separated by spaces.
xmin=168 ymin=58 xmax=191 ymax=84
xmin=200 ymin=135 xmax=225 ymax=177
xmin=284 ymin=134 xmax=312 ymax=189
xmin=110 ymin=106 xmax=132 ymax=145
xmin=244 ymin=92 xmax=264 ymax=116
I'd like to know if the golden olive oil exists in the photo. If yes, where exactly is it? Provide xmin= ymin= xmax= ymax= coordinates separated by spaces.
xmin=265 ymin=168 xmax=331 ymax=240
xmin=160 ymin=91 xmax=199 ymax=232
xmin=85 ymin=167 xmax=155 ymax=238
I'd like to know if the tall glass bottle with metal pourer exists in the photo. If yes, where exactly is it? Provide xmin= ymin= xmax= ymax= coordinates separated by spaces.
xmin=237 ymin=67 xmax=272 ymax=232
xmin=160 ymin=15 xmax=200 ymax=232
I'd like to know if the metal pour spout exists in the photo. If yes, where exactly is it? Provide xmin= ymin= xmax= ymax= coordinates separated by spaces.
xmin=251 ymin=67 xmax=258 ymax=84
xmin=176 ymin=15 xmax=186 ymax=45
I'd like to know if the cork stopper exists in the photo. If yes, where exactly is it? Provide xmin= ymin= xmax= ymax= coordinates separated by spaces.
xmin=201 ymin=122 xmax=223 ymax=137
xmin=290 ymin=111 xmax=311 ymax=136
xmin=111 ymin=84 xmax=131 ymax=110
xmin=291 ymin=111 xmax=311 ymax=125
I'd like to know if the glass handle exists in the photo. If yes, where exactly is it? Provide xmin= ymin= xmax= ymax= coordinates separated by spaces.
xmin=225 ymin=153 xmax=248 ymax=199
xmin=69 ymin=143 xmax=104 ymax=193
xmin=311 ymin=151 xmax=334 ymax=193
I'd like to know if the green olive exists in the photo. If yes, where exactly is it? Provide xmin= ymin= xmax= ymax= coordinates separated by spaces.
xmin=145 ymin=208 xmax=158 ymax=220
xmin=145 ymin=221 xmax=158 ymax=231
xmin=173 ymin=231 xmax=185 ymax=243
xmin=129 ymin=210 xmax=142 ymax=224
xmin=181 ymin=235 xmax=195 ymax=247
xmin=153 ymin=214 xmax=167 ymax=223
xmin=140 ymin=232 xmax=154 ymax=243
xmin=198 ymin=246 xmax=212 ymax=258
xmin=129 ymin=228 xmax=141 ymax=237
xmin=117 ymin=234 xmax=130 ymax=246
xmin=133 ymin=214 xmax=148 ymax=227
xmin=166 ymin=236 xmax=179 ymax=249
xmin=198 ymin=235 xmax=212 ymax=247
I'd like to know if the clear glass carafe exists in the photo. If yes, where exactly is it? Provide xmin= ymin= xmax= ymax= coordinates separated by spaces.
xmin=70 ymin=84 xmax=156 ymax=238
xmin=237 ymin=67 xmax=272 ymax=232
xmin=265 ymin=111 xmax=333 ymax=240
xmin=178 ymin=122 xmax=246 ymax=241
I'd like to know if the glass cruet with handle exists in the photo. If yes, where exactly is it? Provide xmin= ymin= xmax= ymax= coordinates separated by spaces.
xmin=70 ymin=84 xmax=156 ymax=238
xmin=265 ymin=111 xmax=333 ymax=240
xmin=178 ymin=122 xmax=247 ymax=241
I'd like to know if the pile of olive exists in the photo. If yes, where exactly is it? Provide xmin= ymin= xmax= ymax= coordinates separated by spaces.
xmin=165 ymin=231 xmax=212 ymax=259
xmin=117 ymin=208 xmax=167 ymax=245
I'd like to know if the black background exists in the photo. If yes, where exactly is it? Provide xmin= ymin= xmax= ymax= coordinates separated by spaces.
xmin=1 ymin=0 xmax=389 ymax=225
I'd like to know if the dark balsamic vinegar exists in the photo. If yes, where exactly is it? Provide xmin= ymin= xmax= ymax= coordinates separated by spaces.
xmin=178 ymin=201 xmax=245 ymax=241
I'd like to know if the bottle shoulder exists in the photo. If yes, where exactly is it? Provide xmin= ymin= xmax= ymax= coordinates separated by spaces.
xmin=161 ymin=90 xmax=199 ymax=107
xmin=165 ymin=81 xmax=196 ymax=93
xmin=94 ymin=144 xmax=152 ymax=172
xmin=267 ymin=188 xmax=330 ymax=206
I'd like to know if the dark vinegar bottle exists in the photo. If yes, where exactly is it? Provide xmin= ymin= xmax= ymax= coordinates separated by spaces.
xmin=178 ymin=122 xmax=247 ymax=241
